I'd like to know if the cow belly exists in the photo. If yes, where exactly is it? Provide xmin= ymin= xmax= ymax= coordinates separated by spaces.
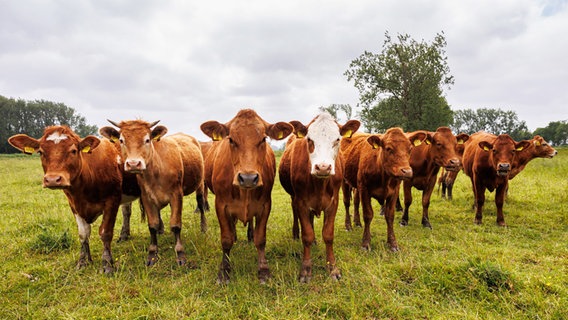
xmin=223 ymin=200 xmax=267 ymax=223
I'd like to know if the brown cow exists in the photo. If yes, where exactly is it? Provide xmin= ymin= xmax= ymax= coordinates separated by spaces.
xmin=201 ymin=109 xmax=293 ymax=284
xmin=8 ymin=126 xmax=122 ymax=273
xmin=341 ymin=129 xmax=427 ymax=251
xmin=509 ymin=135 xmax=557 ymax=179
xmin=100 ymin=120 xmax=205 ymax=266
xmin=462 ymin=132 xmax=530 ymax=226
xmin=279 ymin=113 xmax=360 ymax=282
xmin=400 ymin=127 xmax=469 ymax=228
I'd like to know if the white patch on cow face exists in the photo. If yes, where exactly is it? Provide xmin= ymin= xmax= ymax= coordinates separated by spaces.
xmin=74 ymin=214 xmax=91 ymax=243
xmin=305 ymin=113 xmax=341 ymax=176
xmin=46 ymin=132 xmax=68 ymax=144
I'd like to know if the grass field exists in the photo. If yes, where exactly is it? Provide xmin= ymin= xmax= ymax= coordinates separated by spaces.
xmin=0 ymin=150 xmax=567 ymax=319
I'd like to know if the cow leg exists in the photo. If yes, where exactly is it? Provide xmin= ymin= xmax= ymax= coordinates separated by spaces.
xmin=170 ymin=194 xmax=187 ymax=266
xmin=421 ymin=178 xmax=437 ymax=229
xmin=323 ymin=201 xmax=341 ymax=281
xmin=118 ymin=203 xmax=132 ymax=242
xmin=359 ymin=188 xmax=374 ymax=251
xmin=99 ymin=202 xmax=119 ymax=274
xmin=384 ymin=194 xmax=400 ymax=252
xmin=495 ymin=183 xmax=508 ymax=226
xmin=474 ymin=182 xmax=486 ymax=225
xmin=74 ymin=214 xmax=93 ymax=269
xmin=254 ymin=208 xmax=271 ymax=284
xmin=216 ymin=205 xmax=234 ymax=284
xmin=297 ymin=201 xmax=315 ymax=283
xmin=247 ymin=218 xmax=254 ymax=242
xmin=195 ymin=190 xmax=207 ymax=233
xmin=353 ymin=188 xmax=361 ymax=227
xmin=400 ymin=182 xmax=412 ymax=226
xmin=342 ymin=182 xmax=353 ymax=231
xmin=145 ymin=202 xmax=161 ymax=266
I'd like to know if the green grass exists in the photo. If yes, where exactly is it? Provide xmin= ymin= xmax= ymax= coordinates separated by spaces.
xmin=1 ymin=150 xmax=567 ymax=319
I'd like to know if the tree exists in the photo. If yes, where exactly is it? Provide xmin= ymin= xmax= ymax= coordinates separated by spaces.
xmin=451 ymin=108 xmax=532 ymax=141
xmin=0 ymin=95 xmax=98 ymax=153
xmin=534 ymin=121 xmax=568 ymax=146
xmin=318 ymin=104 xmax=353 ymax=122
xmin=345 ymin=31 xmax=454 ymax=133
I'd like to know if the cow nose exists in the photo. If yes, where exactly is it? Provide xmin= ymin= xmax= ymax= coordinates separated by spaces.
xmin=400 ymin=167 xmax=413 ymax=179
xmin=449 ymin=158 xmax=460 ymax=167
xmin=44 ymin=174 xmax=63 ymax=188
xmin=126 ymin=159 xmax=144 ymax=171
xmin=314 ymin=163 xmax=332 ymax=177
xmin=238 ymin=173 xmax=259 ymax=188
xmin=498 ymin=163 xmax=510 ymax=171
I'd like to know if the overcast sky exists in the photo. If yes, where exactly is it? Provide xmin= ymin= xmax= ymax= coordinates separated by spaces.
xmin=1 ymin=0 xmax=566 ymax=140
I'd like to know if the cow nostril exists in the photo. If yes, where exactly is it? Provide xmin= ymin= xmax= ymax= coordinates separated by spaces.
xmin=238 ymin=173 xmax=259 ymax=188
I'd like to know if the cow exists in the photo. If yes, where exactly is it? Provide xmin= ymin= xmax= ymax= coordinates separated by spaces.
xmin=509 ymin=135 xmax=557 ymax=179
xmin=400 ymin=127 xmax=469 ymax=228
xmin=279 ymin=113 xmax=360 ymax=282
xmin=341 ymin=128 xmax=427 ymax=251
xmin=462 ymin=131 xmax=531 ymax=226
xmin=99 ymin=120 xmax=205 ymax=267
xmin=8 ymin=126 xmax=123 ymax=273
xmin=438 ymin=135 xmax=472 ymax=201
xmin=200 ymin=109 xmax=293 ymax=284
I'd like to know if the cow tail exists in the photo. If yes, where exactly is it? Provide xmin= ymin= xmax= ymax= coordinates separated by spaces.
xmin=139 ymin=201 xmax=146 ymax=222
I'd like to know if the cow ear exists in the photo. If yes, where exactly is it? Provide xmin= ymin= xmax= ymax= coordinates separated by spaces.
xmin=267 ymin=122 xmax=294 ymax=140
xmin=456 ymin=133 xmax=469 ymax=145
xmin=340 ymin=120 xmax=360 ymax=138
xmin=408 ymin=131 xmax=428 ymax=147
xmin=99 ymin=126 xmax=121 ymax=143
xmin=78 ymin=136 xmax=101 ymax=153
xmin=479 ymin=141 xmax=492 ymax=152
xmin=8 ymin=134 xmax=40 ymax=155
xmin=201 ymin=121 xmax=229 ymax=141
xmin=424 ymin=132 xmax=433 ymax=145
xmin=366 ymin=135 xmax=382 ymax=149
xmin=515 ymin=140 xmax=531 ymax=152
xmin=289 ymin=121 xmax=308 ymax=138
xmin=151 ymin=125 xmax=168 ymax=141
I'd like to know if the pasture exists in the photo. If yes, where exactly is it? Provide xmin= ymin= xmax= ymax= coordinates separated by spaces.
xmin=0 ymin=150 xmax=567 ymax=319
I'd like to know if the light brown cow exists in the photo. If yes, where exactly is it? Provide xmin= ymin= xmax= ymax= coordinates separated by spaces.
xmin=9 ymin=126 xmax=122 ymax=273
xmin=341 ymin=128 xmax=427 ymax=251
xmin=400 ymin=127 xmax=469 ymax=228
xmin=201 ymin=109 xmax=293 ymax=284
xmin=279 ymin=113 xmax=360 ymax=282
xmin=462 ymin=132 xmax=530 ymax=225
xmin=100 ymin=120 xmax=205 ymax=266
xmin=509 ymin=135 xmax=557 ymax=179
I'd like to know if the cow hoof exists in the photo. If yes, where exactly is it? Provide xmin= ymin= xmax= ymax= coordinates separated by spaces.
xmin=101 ymin=264 xmax=115 ymax=274
xmin=146 ymin=255 xmax=158 ymax=267
xmin=299 ymin=274 xmax=312 ymax=283
xmin=399 ymin=220 xmax=409 ymax=227
xmin=117 ymin=232 xmax=130 ymax=242
xmin=361 ymin=244 xmax=371 ymax=251
xmin=258 ymin=269 xmax=271 ymax=284
xmin=345 ymin=223 xmax=352 ymax=231
xmin=329 ymin=266 xmax=341 ymax=281
xmin=200 ymin=223 xmax=208 ymax=234
xmin=474 ymin=219 xmax=483 ymax=225
xmin=422 ymin=221 xmax=432 ymax=229
xmin=76 ymin=258 xmax=90 ymax=270
xmin=217 ymin=270 xmax=230 ymax=285
xmin=497 ymin=221 xmax=507 ymax=227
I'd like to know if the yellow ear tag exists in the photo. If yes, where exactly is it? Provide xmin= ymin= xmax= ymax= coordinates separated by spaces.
xmin=425 ymin=139 xmax=431 ymax=145
xmin=372 ymin=143 xmax=380 ymax=149
xmin=297 ymin=132 xmax=304 ymax=138
xmin=516 ymin=146 xmax=524 ymax=151
xmin=342 ymin=129 xmax=353 ymax=138
xmin=111 ymin=136 xmax=119 ymax=143
xmin=81 ymin=146 xmax=91 ymax=153
xmin=278 ymin=131 xmax=283 ymax=139
xmin=483 ymin=145 xmax=490 ymax=151
xmin=152 ymin=135 xmax=160 ymax=141
xmin=24 ymin=146 xmax=35 ymax=154
xmin=534 ymin=140 xmax=541 ymax=147
xmin=212 ymin=133 xmax=221 ymax=141
xmin=457 ymin=139 xmax=464 ymax=144
xmin=413 ymin=139 xmax=422 ymax=147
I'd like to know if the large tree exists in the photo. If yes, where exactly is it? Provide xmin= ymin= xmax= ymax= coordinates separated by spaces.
xmin=451 ymin=108 xmax=532 ymax=141
xmin=0 ymin=95 xmax=98 ymax=153
xmin=345 ymin=31 xmax=454 ymax=132
xmin=318 ymin=104 xmax=353 ymax=122
xmin=533 ymin=120 xmax=568 ymax=146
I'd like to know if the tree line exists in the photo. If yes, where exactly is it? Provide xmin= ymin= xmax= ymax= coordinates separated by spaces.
xmin=0 ymin=95 xmax=97 ymax=153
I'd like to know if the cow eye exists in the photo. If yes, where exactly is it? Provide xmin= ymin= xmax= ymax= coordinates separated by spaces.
xmin=229 ymin=137 xmax=236 ymax=147
xmin=119 ymin=138 xmax=124 ymax=144
xmin=145 ymin=138 xmax=151 ymax=144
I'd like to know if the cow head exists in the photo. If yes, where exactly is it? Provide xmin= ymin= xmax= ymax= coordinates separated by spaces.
xmin=201 ymin=109 xmax=293 ymax=189
xmin=366 ymin=128 xmax=427 ymax=180
xmin=8 ymin=126 xmax=100 ymax=188
xmin=427 ymin=127 xmax=469 ymax=172
xmin=99 ymin=119 xmax=164 ymax=173
xmin=478 ymin=134 xmax=531 ymax=177
xmin=289 ymin=113 xmax=360 ymax=177
xmin=530 ymin=135 xmax=558 ymax=158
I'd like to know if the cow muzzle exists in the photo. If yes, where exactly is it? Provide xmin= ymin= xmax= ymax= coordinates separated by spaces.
xmin=445 ymin=158 xmax=461 ymax=172
xmin=497 ymin=163 xmax=510 ymax=176
xmin=312 ymin=162 xmax=333 ymax=178
xmin=397 ymin=167 xmax=413 ymax=180
xmin=125 ymin=158 xmax=146 ymax=173
xmin=43 ymin=173 xmax=71 ymax=189
xmin=237 ymin=172 xmax=260 ymax=189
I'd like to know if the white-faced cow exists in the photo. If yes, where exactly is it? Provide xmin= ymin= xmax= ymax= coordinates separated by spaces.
xmin=100 ymin=120 xmax=205 ymax=267
xmin=201 ymin=109 xmax=293 ymax=284
xmin=279 ymin=113 xmax=360 ymax=282
xmin=9 ymin=126 xmax=123 ymax=273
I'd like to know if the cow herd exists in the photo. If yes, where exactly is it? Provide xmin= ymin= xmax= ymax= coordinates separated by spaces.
xmin=7 ymin=109 xmax=557 ymax=284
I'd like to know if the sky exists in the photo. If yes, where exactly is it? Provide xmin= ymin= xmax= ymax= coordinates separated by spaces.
xmin=1 ymin=0 xmax=567 ymax=141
